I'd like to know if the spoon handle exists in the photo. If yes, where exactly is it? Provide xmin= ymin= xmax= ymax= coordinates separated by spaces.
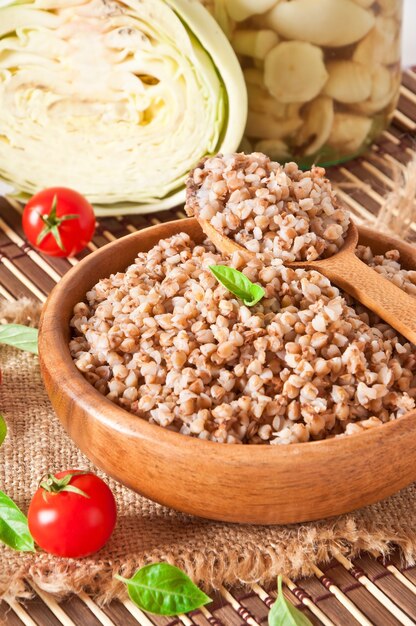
xmin=318 ymin=253 xmax=416 ymax=344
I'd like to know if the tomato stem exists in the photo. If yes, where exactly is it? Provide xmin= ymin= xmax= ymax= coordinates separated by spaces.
xmin=39 ymin=472 xmax=90 ymax=498
xmin=36 ymin=195 xmax=78 ymax=252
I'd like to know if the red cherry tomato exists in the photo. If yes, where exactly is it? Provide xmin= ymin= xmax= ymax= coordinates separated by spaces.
xmin=22 ymin=187 xmax=95 ymax=257
xmin=28 ymin=470 xmax=117 ymax=558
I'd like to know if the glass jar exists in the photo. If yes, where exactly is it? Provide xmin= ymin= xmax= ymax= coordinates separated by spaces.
xmin=207 ymin=0 xmax=402 ymax=167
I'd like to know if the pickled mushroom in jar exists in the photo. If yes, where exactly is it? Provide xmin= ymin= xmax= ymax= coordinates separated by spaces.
xmin=265 ymin=0 xmax=375 ymax=47
xmin=264 ymin=41 xmax=328 ymax=103
xmin=295 ymin=97 xmax=334 ymax=156
xmin=324 ymin=61 xmax=372 ymax=104
xmin=327 ymin=114 xmax=372 ymax=154
xmin=215 ymin=0 xmax=402 ymax=166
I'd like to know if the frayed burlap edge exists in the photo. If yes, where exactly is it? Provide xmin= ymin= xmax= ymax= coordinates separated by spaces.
xmin=0 ymin=299 xmax=415 ymax=604
xmin=1 ymin=522 xmax=415 ymax=604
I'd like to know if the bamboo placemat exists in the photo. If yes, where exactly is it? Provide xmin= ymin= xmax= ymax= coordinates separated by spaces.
xmin=0 ymin=68 xmax=416 ymax=626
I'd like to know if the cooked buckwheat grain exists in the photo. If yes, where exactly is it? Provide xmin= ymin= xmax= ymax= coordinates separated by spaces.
xmin=186 ymin=153 xmax=350 ymax=262
xmin=70 ymin=232 xmax=416 ymax=445
xmin=356 ymin=245 xmax=416 ymax=297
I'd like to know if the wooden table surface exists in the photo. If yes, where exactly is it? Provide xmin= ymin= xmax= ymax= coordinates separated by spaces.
xmin=0 ymin=67 xmax=416 ymax=626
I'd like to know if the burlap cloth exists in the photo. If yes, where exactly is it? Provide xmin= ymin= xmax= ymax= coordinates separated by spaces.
xmin=0 ymin=298 xmax=415 ymax=603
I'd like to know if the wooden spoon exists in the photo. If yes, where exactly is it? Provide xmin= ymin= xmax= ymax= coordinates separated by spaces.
xmin=200 ymin=218 xmax=416 ymax=344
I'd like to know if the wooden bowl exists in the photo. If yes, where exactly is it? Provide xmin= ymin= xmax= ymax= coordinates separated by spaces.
xmin=39 ymin=219 xmax=416 ymax=524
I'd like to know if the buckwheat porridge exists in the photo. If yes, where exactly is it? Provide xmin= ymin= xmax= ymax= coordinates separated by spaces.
xmin=186 ymin=153 xmax=350 ymax=261
xmin=70 ymin=154 xmax=416 ymax=445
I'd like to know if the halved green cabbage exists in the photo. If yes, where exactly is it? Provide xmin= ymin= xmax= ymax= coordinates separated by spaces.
xmin=0 ymin=0 xmax=247 ymax=214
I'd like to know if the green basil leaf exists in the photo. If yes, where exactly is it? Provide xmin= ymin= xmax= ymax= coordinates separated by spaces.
xmin=115 ymin=563 xmax=211 ymax=616
xmin=0 ymin=490 xmax=35 ymax=552
xmin=0 ymin=415 xmax=6 ymax=447
xmin=209 ymin=265 xmax=265 ymax=306
xmin=268 ymin=576 xmax=312 ymax=626
xmin=0 ymin=324 xmax=38 ymax=355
